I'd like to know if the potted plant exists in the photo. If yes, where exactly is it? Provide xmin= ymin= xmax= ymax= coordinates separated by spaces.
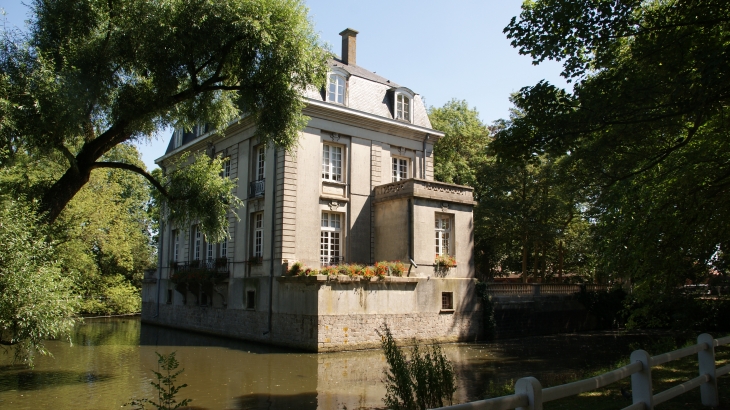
xmin=434 ymin=255 xmax=457 ymax=277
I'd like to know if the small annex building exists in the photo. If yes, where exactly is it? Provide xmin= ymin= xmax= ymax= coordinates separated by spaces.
xmin=141 ymin=29 xmax=481 ymax=351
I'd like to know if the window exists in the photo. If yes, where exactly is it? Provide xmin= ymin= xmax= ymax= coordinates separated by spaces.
xmin=392 ymin=157 xmax=409 ymax=182
xmin=194 ymin=226 xmax=202 ymax=260
xmin=253 ymin=212 xmax=264 ymax=258
xmin=166 ymin=289 xmax=173 ymax=304
xmin=207 ymin=242 xmax=214 ymax=260
xmin=322 ymin=144 xmax=343 ymax=182
xmin=222 ymin=157 xmax=231 ymax=178
xmin=255 ymin=146 xmax=265 ymax=181
xmin=200 ymin=292 xmax=208 ymax=306
xmin=441 ymin=292 xmax=454 ymax=310
xmin=396 ymin=94 xmax=410 ymax=121
xmin=221 ymin=240 xmax=227 ymax=258
xmin=435 ymin=215 xmax=451 ymax=256
xmin=246 ymin=290 xmax=256 ymax=310
xmin=327 ymin=73 xmax=345 ymax=104
xmin=320 ymin=211 xmax=342 ymax=265
xmin=172 ymin=230 xmax=179 ymax=261
xmin=173 ymin=129 xmax=182 ymax=148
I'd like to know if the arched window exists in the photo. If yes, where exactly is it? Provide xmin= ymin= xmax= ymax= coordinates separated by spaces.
xmin=327 ymin=73 xmax=346 ymax=104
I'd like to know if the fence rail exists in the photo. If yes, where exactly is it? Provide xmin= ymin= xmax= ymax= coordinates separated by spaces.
xmin=434 ymin=333 xmax=729 ymax=410
xmin=485 ymin=283 xmax=610 ymax=296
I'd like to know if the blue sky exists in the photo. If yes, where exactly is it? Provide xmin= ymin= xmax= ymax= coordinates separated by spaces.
xmin=1 ymin=1 xmax=569 ymax=171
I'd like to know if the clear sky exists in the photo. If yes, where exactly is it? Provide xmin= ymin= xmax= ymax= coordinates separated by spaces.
xmin=1 ymin=0 xmax=569 ymax=171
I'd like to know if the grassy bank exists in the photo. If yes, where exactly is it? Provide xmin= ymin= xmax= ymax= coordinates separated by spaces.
xmin=485 ymin=336 xmax=730 ymax=409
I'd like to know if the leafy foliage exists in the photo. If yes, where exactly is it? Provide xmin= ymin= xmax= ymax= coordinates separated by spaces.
xmin=0 ymin=199 xmax=77 ymax=365
xmin=377 ymin=323 xmax=456 ymax=410
xmin=1 ymin=0 xmax=329 ymax=225
xmin=493 ymin=0 xmax=730 ymax=298
xmin=125 ymin=352 xmax=192 ymax=410
xmin=158 ymin=152 xmax=243 ymax=244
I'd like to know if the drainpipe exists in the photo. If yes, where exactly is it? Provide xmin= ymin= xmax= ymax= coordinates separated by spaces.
xmin=422 ymin=134 xmax=430 ymax=179
xmin=408 ymin=198 xmax=414 ymax=275
xmin=154 ymin=220 xmax=164 ymax=318
xmin=266 ymin=147 xmax=278 ymax=336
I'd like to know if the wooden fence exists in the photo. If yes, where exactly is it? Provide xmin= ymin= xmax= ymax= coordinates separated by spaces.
xmin=434 ymin=333 xmax=730 ymax=410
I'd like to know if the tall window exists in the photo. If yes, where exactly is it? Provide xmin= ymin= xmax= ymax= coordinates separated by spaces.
xmin=253 ymin=212 xmax=264 ymax=258
xmin=327 ymin=73 xmax=345 ymax=104
xmin=320 ymin=211 xmax=342 ymax=265
xmin=172 ymin=230 xmax=179 ymax=261
xmin=322 ymin=144 xmax=343 ymax=182
xmin=173 ymin=129 xmax=183 ymax=148
xmin=207 ymin=242 xmax=214 ymax=260
xmin=221 ymin=240 xmax=227 ymax=258
xmin=194 ymin=226 xmax=201 ymax=260
xmin=256 ymin=146 xmax=265 ymax=181
xmin=435 ymin=215 xmax=451 ymax=256
xmin=392 ymin=157 xmax=409 ymax=182
xmin=396 ymin=94 xmax=410 ymax=121
xmin=222 ymin=157 xmax=231 ymax=178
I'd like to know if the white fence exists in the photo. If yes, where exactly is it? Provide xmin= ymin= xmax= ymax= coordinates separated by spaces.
xmin=434 ymin=333 xmax=730 ymax=410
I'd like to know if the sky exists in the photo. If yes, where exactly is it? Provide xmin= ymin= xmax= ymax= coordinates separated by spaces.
xmin=1 ymin=0 xmax=569 ymax=171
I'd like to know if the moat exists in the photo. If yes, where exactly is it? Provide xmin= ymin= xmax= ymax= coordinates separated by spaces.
xmin=0 ymin=317 xmax=661 ymax=409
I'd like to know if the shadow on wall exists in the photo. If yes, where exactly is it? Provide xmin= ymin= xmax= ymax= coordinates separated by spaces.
xmin=234 ymin=392 xmax=318 ymax=410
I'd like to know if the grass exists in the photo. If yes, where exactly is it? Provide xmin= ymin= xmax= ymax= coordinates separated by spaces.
xmin=484 ymin=336 xmax=730 ymax=410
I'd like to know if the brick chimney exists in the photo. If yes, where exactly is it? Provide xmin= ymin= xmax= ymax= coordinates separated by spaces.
xmin=339 ymin=28 xmax=358 ymax=66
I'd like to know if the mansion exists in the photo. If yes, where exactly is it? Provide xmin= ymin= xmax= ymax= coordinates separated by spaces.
xmin=141 ymin=29 xmax=482 ymax=350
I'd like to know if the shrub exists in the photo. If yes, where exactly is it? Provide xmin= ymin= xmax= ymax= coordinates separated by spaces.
xmin=287 ymin=262 xmax=303 ymax=276
xmin=377 ymin=323 xmax=456 ymax=410
xmin=125 ymin=352 xmax=192 ymax=410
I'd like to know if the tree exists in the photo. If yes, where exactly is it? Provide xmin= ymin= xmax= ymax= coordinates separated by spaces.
xmin=0 ymin=199 xmax=77 ymax=365
xmin=494 ymin=0 xmax=730 ymax=291
xmin=429 ymin=99 xmax=490 ymax=188
xmin=1 ymin=0 xmax=329 ymax=237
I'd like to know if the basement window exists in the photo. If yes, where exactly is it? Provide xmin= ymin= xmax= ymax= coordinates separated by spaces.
xmin=246 ymin=290 xmax=256 ymax=310
xmin=166 ymin=289 xmax=173 ymax=304
xmin=441 ymin=292 xmax=454 ymax=311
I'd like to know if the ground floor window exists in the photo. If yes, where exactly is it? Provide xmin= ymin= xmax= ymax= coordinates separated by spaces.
xmin=320 ymin=211 xmax=342 ymax=265
xmin=441 ymin=292 xmax=454 ymax=310
xmin=253 ymin=212 xmax=264 ymax=259
xmin=246 ymin=290 xmax=256 ymax=310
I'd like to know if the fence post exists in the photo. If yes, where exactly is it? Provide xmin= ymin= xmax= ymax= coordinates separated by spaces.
xmin=697 ymin=333 xmax=719 ymax=407
xmin=515 ymin=376 xmax=543 ymax=410
xmin=630 ymin=349 xmax=653 ymax=409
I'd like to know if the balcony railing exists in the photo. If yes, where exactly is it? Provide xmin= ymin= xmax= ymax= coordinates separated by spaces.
xmin=170 ymin=258 xmax=229 ymax=273
xmin=320 ymin=256 xmax=345 ymax=266
xmin=249 ymin=179 xmax=265 ymax=198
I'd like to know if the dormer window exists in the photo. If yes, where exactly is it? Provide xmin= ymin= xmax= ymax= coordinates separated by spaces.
xmin=327 ymin=73 xmax=345 ymax=104
xmin=173 ymin=129 xmax=182 ymax=148
xmin=392 ymin=87 xmax=415 ymax=122
xmin=396 ymin=94 xmax=410 ymax=121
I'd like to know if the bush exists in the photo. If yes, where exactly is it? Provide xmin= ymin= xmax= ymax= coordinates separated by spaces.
xmin=378 ymin=323 xmax=456 ymax=410
xmin=125 ymin=352 xmax=191 ymax=410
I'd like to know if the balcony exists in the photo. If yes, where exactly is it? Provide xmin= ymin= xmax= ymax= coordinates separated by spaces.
xmin=249 ymin=179 xmax=265 ymax=198
xmin=169 ymin=258 xmax=229 ymax=283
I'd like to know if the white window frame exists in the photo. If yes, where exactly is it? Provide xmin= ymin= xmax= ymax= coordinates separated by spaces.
xmin=322 ymin=143 xmax=343 ymax=182
xmin=327 ymin=73 xmax=346 ymax=104
xmin=194 ymin=226 xmax=202 ymax=261
xmin=173 ymin=129 xmax=183 ymax=148
xmin=396 ymin=94 xmax=411 ymax=122
xmin=435 ymin=214 xmax=452 ymax=256
xmin=255 ymin=146 xmax=266 ymax=181
xmin=221 ymin=240 xmax=227 ymax=258
xmin=320 ymin=211 xmax=342 ymax=266
xmin=172 ymin=230 xmax=179 ymax=261
xmin=392 ymin=157 xmax=409 ymax=182
xmin=222 ymin=156 xmax=231 ymax=178
xmin=207 ymin=241 xmax=214 ymax=260
xmin=253 ymin=212 xmax=264 ymax=258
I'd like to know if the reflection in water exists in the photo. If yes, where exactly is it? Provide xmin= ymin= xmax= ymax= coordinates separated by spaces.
xmin=0 ymin=318 xmax=656 ymax=409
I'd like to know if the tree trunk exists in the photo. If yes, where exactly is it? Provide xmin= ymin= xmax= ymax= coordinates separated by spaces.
xmin=533 ymin=241 xmax=539 ymax=282
xmin=40 ymin=165 xmax=93 ymax=223
xmin=521 ymin=237 xmax=528 ymax=283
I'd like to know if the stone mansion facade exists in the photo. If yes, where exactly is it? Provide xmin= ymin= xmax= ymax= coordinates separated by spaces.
xmin=141 ymin=29 xmax=481 ymax=350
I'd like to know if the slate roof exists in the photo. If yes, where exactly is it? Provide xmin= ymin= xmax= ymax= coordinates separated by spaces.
xmin=330 ymin=58 xmax=401 ymax=88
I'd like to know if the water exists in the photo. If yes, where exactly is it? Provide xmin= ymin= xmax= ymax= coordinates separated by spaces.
xmin=0 ymin=318 xmax=656 ymax=409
